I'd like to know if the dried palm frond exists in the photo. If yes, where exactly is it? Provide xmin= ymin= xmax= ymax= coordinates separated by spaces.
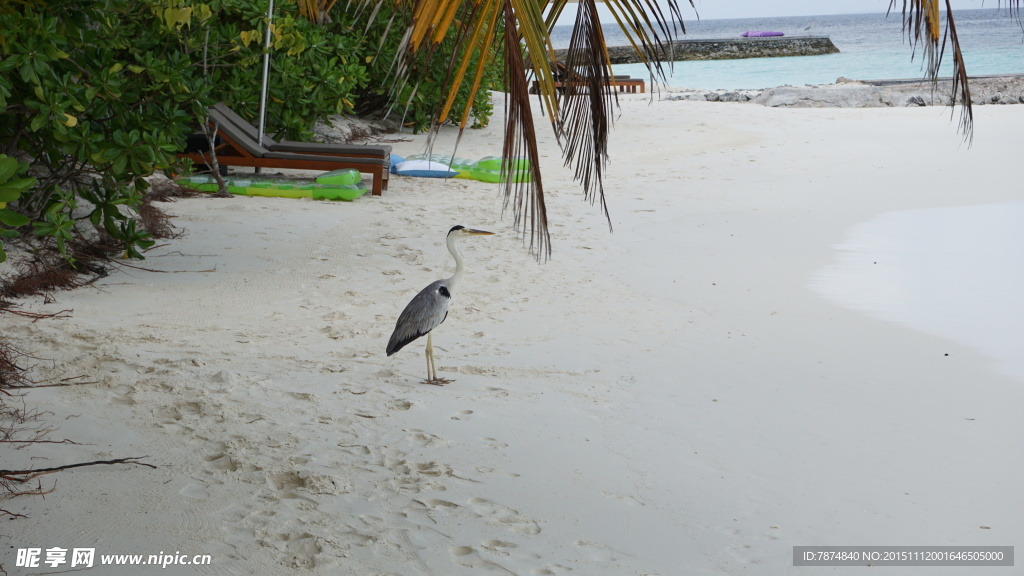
xmin=381 ymin=0 xmax=688 ymax=259
xmin=500 ymin=0 xmax=550 ymax=258
xmin=890 ymin=0 xmax=974 ymax=141
xmin=338 ymin=1 xmax=1016 ymax=257
xmin=297 ymin=0 xmax=342 ymax=24
xmin=557 ymin=0 xmax=616 ymax=227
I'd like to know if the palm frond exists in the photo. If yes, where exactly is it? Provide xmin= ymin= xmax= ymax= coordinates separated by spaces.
xmin=557 ymin=0 xmax=616 ymax=227
xmin=596 ymin=0 xmax=691 ymax=80
xmin=942 ymin=4 xmax=972 ymax=143
xmin=372 ymin=0 xmax=686 ymax=259
xmin=1010 ymin=0 xmax=1024 ymax=25
xmin=545 ymin=0 xmax=689 ymax=232
xmin=346 ymin=1 xmax=1024 ymax=259
xmin=437 ymin=2 xmax=502 ymax=127
xmin=501 ymin=0 xmax=550 ymax=258
xmin=393 ymin=0 xmax=558 ymax=257
xmin=297 ymin=0 xmax=342 ymax=24
xmin=890 ymin=0 xmax=972 ymax=141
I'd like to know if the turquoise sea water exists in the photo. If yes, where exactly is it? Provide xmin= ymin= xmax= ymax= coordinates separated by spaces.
xmin=551 ymin=9 xmax=1024 ymax=90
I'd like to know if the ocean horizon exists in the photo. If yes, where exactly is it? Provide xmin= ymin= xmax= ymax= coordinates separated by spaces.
xmin=551 ymin=8 xmax=1024 ymax=90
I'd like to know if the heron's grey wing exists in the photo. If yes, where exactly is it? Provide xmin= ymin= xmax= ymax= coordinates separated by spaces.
xmin=386 ymin=280 xmax=452 ymax=356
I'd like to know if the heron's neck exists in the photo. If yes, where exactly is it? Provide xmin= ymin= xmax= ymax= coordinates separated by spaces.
xmin=445 ymin=233 xmax=465 ymax=292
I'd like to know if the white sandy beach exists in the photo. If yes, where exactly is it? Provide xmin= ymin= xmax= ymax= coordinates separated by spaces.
xmin=2 ymin=93 xmax=1022 ymax=575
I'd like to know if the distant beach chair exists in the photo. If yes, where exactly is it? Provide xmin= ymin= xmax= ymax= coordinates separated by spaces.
xmin=531 ymin=61 xmax=645 ymax=95
xmin=178 ymin=103 xmax=391 ymax=196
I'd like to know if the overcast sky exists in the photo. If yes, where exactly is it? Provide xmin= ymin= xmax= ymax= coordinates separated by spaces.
xmin=556 ymin=0 xmax=993 ymax=23
xmin=688 ymin=0 xmax=988 ymax=20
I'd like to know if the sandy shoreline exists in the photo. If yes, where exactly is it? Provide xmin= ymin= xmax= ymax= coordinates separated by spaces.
xmin=3 ymin=94 xmax=1022 ymax=575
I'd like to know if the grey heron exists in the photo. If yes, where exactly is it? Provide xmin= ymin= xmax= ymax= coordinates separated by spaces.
xmin=386 ymin=225 xmax=494 ymax=385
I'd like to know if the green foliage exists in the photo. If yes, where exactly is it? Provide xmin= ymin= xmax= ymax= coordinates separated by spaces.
xmin=116 ymin=219 xmax=156 ymax=260
xmin=361 ymin=7 xmax=504 ymax=133
xmin=0 ymin=0 xmax=504 ymax=269
xmin=31 ymin=190 xmax=77 ymax=261
xmin=214 ymin=1 xmax=503 ymax=137
xmin=0 ymin=0 xmax=369 ymax=263
xmin=0 ymin=154 xmax=34 ymax=264
xmin=1 ymin=0 xmax=200 ymax=262
xmin=170 ymin=0 xmax=373 ymax=140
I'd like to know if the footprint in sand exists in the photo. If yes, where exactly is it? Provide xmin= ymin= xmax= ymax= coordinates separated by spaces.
xmin=386 ymin=398 xmax=413 ymax=411
xmin=152 ymin=404 xmax=182 ymax=424
xmin=468 ymin=497 xmax=541 ymax=535
xmin=175 ymin=401 xmax=203 ymax=418
xmin=202 ymin=440 xmax=239 ymax=472
xmin=597 ymin=490 xmax=645 ymax=506
xmin=337 ymin=530 xmax=376 ymax=547
xmin=109 ymin=384 xmax=136 ymax=405
xmin=408 ymin=461 xmax=452 ymax=477
xmin=272 ymin=532 xmax=322 ymax=569
xmin=179 ymin=483 xmax=210 ymax=499
xmin=267 ymin=471 xmax=305 ymax=491
xmin=406 ymin=429 xmax=448 ymax=448
xmin=531 ymin=564 xmax=572 ymax=575
xmin=416 ymin=498 xmax=462 ymax=513
xmin=204 ymin=452 xmax=239 ymax=472
xmin=451 ymin=409 xmax=473 ymax=421
xmin=286 ymin=391 xmax=317 ymax=402
xmin=450 ymin=546 xmax=515 ymax=574
xmin=267 ymin=470 xmax=329 ymax=501
xmin=302 ymin=473 xmax=341 ymax=495
xmin=338 ymin=443 xmax=370 ymax=456
xmin=481 ymin=539 xmax=518 ymax=557
xmin=575 ymin=540 xmax=617 ymax=562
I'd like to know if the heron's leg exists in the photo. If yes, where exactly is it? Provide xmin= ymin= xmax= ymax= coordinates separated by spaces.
xmin=425 ymin=332 xmax=435 ymax=382
xmin=422 ymin=332 xmax=450 ymax=386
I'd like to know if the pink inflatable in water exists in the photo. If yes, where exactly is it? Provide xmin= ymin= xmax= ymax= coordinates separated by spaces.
xmin=741 ymin=31 xmax=785 ymax=37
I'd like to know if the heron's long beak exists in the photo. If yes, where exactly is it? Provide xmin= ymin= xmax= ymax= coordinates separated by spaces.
xmin=465 ymin=229 xmax=495 ymax=236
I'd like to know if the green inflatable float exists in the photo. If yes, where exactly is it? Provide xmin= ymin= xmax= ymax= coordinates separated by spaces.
xmin=402 ymin=154 xmax=531 ymax=183
xmin=177 ymin=168 xmax=367 ymax=201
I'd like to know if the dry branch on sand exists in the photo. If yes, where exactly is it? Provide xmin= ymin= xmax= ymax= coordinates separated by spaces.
xmin=0 ymin=335 xmax=156 ymax=519
xmin=1 ymin=457 xmax=157 ymax=519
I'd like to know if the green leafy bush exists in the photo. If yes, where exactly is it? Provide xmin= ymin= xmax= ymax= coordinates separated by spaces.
xmin=0 ymin=155 xmax=34 ymax=263
xmin=173 ymin=0 xmax=372 ymax=141
xmin=359 ymin=6 xmax=504 ymax=133
xmin=0 ymin=0 xmax=371 ymax=263
xmin=1 ymin=0 xmax=198 ymax=262
xmin=1 ymin=0 xmax=503 ymax=268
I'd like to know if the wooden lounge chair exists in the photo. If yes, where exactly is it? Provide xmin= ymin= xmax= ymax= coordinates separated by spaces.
xmin=208 ymin=103 xmax=392 ymax=161
xmin=556 ymin=77 xmax=645 ymax=93
xmin=178 ymin=103 xmax=391 ymax=196
xmin=531 ymin=61 xmax=646 ymax=95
